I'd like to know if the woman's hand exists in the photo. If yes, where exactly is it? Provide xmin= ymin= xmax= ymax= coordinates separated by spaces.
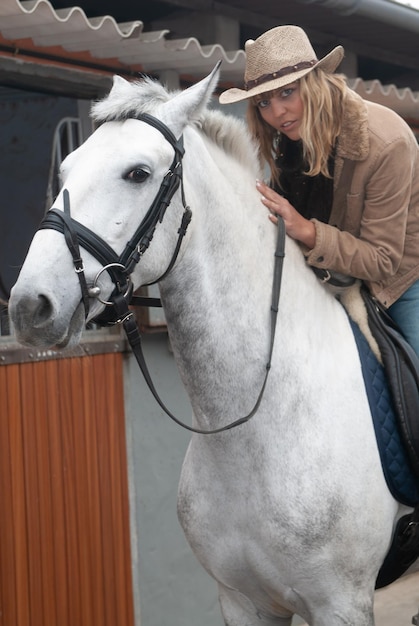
xmin=256 ymin=180 xmax=316 ymax=249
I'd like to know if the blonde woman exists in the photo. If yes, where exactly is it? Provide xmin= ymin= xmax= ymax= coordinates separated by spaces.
xmin=220 ymin=25 xmax=419 ymax=356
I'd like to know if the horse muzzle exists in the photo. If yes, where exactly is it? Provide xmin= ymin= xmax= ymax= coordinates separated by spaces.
xmin=9 ymin=287 xmax=85 ymax=348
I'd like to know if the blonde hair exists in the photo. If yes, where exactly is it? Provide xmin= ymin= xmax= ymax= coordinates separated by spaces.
xmin=247 ymin=68 xmax=347 ymax=185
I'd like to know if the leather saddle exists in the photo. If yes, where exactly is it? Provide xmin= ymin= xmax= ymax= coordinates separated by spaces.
xmin=360 ymin=284 xmax=419 ymax=479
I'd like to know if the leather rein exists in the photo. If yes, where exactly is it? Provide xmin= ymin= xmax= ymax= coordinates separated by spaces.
xmin=38 ymin=112 xmax=286 ymax=435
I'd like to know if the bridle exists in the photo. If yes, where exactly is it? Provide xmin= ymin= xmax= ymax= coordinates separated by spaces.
xmin=40 ymin=113 xmax=191 ymax=324
xmin=38 ymin=112 xmax=286 ymax=434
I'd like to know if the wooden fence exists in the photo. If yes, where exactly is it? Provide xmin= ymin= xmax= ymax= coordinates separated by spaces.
xmin=0 ymin=351 xmax=134 ymax=626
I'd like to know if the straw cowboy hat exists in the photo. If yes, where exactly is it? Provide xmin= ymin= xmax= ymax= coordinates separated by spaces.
xmin=219 ymin=25 xmax=344 ymax=104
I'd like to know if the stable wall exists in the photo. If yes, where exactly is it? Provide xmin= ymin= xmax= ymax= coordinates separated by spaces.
xmin=123 ymin=333 xmax=224 ymax=626
xmin=0 ymin=87 xmax=77 ymax=299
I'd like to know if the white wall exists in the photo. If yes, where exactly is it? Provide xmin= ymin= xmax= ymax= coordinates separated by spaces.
xmin=123 ymin=333 xmax=225 ymax=626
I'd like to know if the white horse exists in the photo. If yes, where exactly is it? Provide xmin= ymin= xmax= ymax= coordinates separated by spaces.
xmin=9 ymin=67 xmax=415 ymax=625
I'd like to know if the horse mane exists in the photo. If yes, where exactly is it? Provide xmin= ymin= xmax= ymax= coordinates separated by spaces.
xmin=91 ymin=76 xmax=261 ymax=177
xmin=198 ymin=109 xmax=260 ymax=176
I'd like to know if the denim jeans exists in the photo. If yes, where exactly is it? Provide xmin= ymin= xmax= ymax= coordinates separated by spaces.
xmin=387 ymin=279 xmax=419 ymax=358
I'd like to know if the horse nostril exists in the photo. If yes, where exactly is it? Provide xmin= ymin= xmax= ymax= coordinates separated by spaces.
xmin=9 ymin=293 xmax=57 ymax=334
xmin=33 ymin=294 xmax=54 ymax=327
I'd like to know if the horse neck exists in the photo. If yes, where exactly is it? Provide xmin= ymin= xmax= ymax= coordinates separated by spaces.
xmin=161 ymin=126 xmax=276 ymax=323
xmin=156 ymin=127 xmax=331 ymax=422
xmin=161 ymin=126 xmax=335 ymax=336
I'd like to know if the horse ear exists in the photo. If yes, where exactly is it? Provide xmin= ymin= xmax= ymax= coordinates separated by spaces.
xmin=92 ymin=75 xmax=138 ymax=120
xmin=109 ymin=75 xmax=132 ymax=96
xmin=159 ymin=61 xmax=221 ymax=138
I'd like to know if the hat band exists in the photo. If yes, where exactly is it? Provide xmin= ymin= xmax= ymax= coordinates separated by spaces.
xmin=244 ymin=59 xmax=317 ymax=91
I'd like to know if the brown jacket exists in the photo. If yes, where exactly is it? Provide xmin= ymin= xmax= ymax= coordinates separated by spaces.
xmin=304 ymin=88 xmax=419 ymax=307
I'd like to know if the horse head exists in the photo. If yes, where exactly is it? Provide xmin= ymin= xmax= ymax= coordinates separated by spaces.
xmin=9 ymin=66 xmax=221 ymax=348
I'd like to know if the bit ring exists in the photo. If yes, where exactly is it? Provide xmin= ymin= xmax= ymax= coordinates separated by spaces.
xmin=90 ymin=263 xmax=131 ymax=306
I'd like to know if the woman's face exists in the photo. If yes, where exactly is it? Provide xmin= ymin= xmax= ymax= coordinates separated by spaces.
xmin=256 ymin=82 xmax=304 ymax=141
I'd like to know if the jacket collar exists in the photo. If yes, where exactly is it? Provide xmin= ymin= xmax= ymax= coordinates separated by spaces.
xmin=335 ymin=88 xmax=369 ymax=161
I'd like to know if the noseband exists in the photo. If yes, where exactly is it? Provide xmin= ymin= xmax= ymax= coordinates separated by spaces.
xmin=37 ymin=112 xmax=286 ymax=435
xmin=39 ymin=112 xmax=191 ymax=325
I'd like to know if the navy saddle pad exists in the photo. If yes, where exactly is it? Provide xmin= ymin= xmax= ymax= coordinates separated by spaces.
xmin=350 ymin=319 xmax=419 ymax=507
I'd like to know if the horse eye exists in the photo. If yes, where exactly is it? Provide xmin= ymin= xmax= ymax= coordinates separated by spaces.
xmin=126 ymin=168 xmax=150 ymax=183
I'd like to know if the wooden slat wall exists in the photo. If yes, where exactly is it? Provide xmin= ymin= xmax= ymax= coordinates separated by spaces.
xmin=0 ymin=352 xmax=134 ymax=626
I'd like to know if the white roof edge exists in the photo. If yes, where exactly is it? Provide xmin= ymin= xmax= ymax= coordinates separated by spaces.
xmin=0 ymin=0 xmax=245 ymax=78
xmin=348 ymin=77 xmax=419 ymax=119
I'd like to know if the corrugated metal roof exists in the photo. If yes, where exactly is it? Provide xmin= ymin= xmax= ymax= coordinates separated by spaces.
xmin=0 ymin=0 xmax=246 ymax=79
xmin=0 ymin=0 xmax=419 ymax=119
xmin=348 ymin=78 xmax=419 ymax=121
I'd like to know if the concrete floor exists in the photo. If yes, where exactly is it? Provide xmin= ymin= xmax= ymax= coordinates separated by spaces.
xmin=292 ymin=572 xmax=419 ymax=625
